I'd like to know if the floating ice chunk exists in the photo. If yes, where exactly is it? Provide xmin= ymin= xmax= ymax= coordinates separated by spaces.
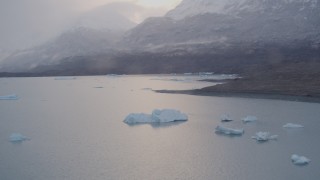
xmin=220 ymin=114 xmax=233 ymax=122
xmin=106 ymin=74 xmax=121 ymax=78
xmin=152 ymin=109 xmax=188 ymax=123
xmin=9 ymin=133 xmax=29 ymax=142
xmin=291 ymin=154 xmax=311 ymax=165
xmin=124 ymin=109 xmax=188 ymax=124
xmin=142 ymin=88 xmax=153 ymax=91
xmin=0 ymin=94 xmax=19 ymax=100
xmin=283 ymin=123 xmax=304 ymax=128
xmin=124 ymin=113 xmax=154 ymax=124
xmin=94 ymin=87 xmax=104 ymax=89
xmin=215 ymin=125 xmax=244 ymax=135
xmin=54 ymin=77 xmax=76 ymax=80
xmin=199 ymin=72 xmax=214 ymax=76
xmin=242 ymin=116 xmax=258 ymax=123
xmin=251 ymin=132 xmax=278 ymax=142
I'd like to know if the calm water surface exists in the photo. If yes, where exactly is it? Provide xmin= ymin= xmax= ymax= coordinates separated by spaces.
xmin=0 ymin=75 xmax=319 ymax=180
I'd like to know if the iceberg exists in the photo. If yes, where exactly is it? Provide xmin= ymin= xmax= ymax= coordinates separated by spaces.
xmin=291 ymin=154 xmax=311 ymax=165
xmin=215 ymin=125 xmax=244 ymax=135
xmin=124 ymin=109 xmax=188 ymax=124
xmin=242 ymin=116 xmax=258 ymax=123
xmin=9 ymin=133 xmax=29 ymax=142
xmin=283 ymin=123 xmax=304 ymax=128
xmin=142 ymin=88 xmax=153 ymax=91
xmin=0 ymin=94 xmax=19 ymax=100
xmin=251 ymin=132 xmax=278 ymax=142
xmin=151 ymin=109 xmax=188 ymax=123
xmin=54 ymin=77 xmax=76 ymax=80
xmin=220 ymin=114 xmax=233 ymax=122
xmin=106 ymin=74 xmax=122 ymax=78
xmin=124 ymin=113 xmax=154 ymax=124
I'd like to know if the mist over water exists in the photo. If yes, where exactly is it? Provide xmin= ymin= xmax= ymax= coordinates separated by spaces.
xmin=0 ymin=75 xmax=319 ymax=180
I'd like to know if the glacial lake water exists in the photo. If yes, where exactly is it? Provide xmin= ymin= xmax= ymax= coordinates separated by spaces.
xmin=0 ymin=75 xmax=319 ymax=180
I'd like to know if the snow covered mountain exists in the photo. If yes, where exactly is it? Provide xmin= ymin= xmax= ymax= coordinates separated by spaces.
xmin=1 ymin=0 xmax=319 ymax=74
xmin=124 ymin=0 xmax=320 ymax=50
xmin=166 ymin=0 xmax=319 ymax=20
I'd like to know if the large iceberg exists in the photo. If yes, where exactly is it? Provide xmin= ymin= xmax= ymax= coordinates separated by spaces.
xmin=124 ymin=113 xmax=154 ymax=124
xmin=251 ymin=132 xmax=278 ymax=142
xmin=215 ymin=125 xmax=244 ymax=135
xmin=9 ymin=133 xmax=29 ymax=142
xmin=283 ymin=123 xmax=304 ymax=128
xmin=242 ymin=116 xmax=258 ymax=123
xmin=220 ymin=114 xmax=233 ymax=122
xmin=0 ymin=94 xmax=19 ymax=100
xmin=152 ymin=109 xmax=188 ymax=123
xmin=124 ymin=109 xmax=188 ymax=124
xmin=291 ymin=154 xmax=311 ymax=165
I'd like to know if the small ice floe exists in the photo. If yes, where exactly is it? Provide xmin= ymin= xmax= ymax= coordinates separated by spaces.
xmin=283 ymin=123 xmax=304 ymax=128
xmin=94 ymin=86 xmax=104 ymax=89
xmin=220 ymin=114 xmax=233 ymax=122
xmin=0 ymin=94 xmax=19 ymax=100
xmin=106 ymin=74 xmax=121 ymax=77
xmin=215 ymin=125 xmax=244 ymax=135
xmin=54 ymin=77 xmax=76 ymax=80
xmin=291 ymin=154 xmax=311 ymax=165
xmin=251 ymin=132 xmax=278 ymax=142
xmin=242 ymin=116 xmax=258 ymax=123
xmin=199 ymin=72 xmax=214 ymax=76
xmin=124 ymin=109 xmax=188 ymax=124
xmin=142 ymin=88 xmax=153 ymax=91
xmin=9 ymin=133 xmax=30 ymax=143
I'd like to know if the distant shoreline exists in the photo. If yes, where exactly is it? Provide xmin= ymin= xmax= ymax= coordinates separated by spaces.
xmin=155 ymin=89 xmax=320 ymax=103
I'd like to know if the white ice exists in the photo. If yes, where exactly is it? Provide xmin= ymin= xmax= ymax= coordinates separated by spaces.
xmin=0 ymin=94 xmax=19 ymax=100
xmin=124 ymin=109 xmax=188 ymax=124
xmin=54 ymin=77 xmax=76 ymax=80
xmin=215 ymin=125 xmax=244 ymax=135
xmin=9 ymin=133 xmax=29 ymax=142
xmin=124 ymin=113 xmax=154 ymax=124
xmin=142 ymin=88 xmax=153 ymax=91
xmin=220 ymin=114 xmax=233 ymax=122
xmin=242 ymin=116 xmax=258 ymax=123
xmin=283 ymin=123 xmax=304 ymax=128
xmin=291 ymin=154 xmax=311 ymax=165
xmin=251 ymin=132 xmax=278 ymax=142
xmin=151 ymin=109 xmax=188 ymax=123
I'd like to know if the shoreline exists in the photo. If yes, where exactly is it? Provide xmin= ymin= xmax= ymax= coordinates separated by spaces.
xmin=155 ymin=89 xmax=320 ymax=103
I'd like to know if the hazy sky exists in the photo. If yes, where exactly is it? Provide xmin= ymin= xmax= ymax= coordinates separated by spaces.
xmin=0 ymin=0 xmax=182 ymax=52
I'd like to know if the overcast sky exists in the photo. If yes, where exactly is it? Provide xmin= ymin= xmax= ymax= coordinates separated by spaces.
xmin=0 ymin=0 xmax=182 ymax=52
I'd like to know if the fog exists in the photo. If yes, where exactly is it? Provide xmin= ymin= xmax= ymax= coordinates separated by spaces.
xmin=0 ymin=0 xmax=181 ymax=53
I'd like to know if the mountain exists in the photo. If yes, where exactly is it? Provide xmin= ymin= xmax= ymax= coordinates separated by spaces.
xmin=1 ymin=0 xmax=320 ymax=75
xmin=166 ymin=0 xmax=319 ymax=20
xmin=0 ymin=2 xmax=137 ymax=72
xmin=124 ymin=0 xmax=320 ymax=50
xmin=0 ymin=28 xmax=124 ymax=72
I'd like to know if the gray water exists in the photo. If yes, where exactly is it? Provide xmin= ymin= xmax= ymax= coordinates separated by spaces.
xmin=0 ymin=75 xmax=319 ymax=180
